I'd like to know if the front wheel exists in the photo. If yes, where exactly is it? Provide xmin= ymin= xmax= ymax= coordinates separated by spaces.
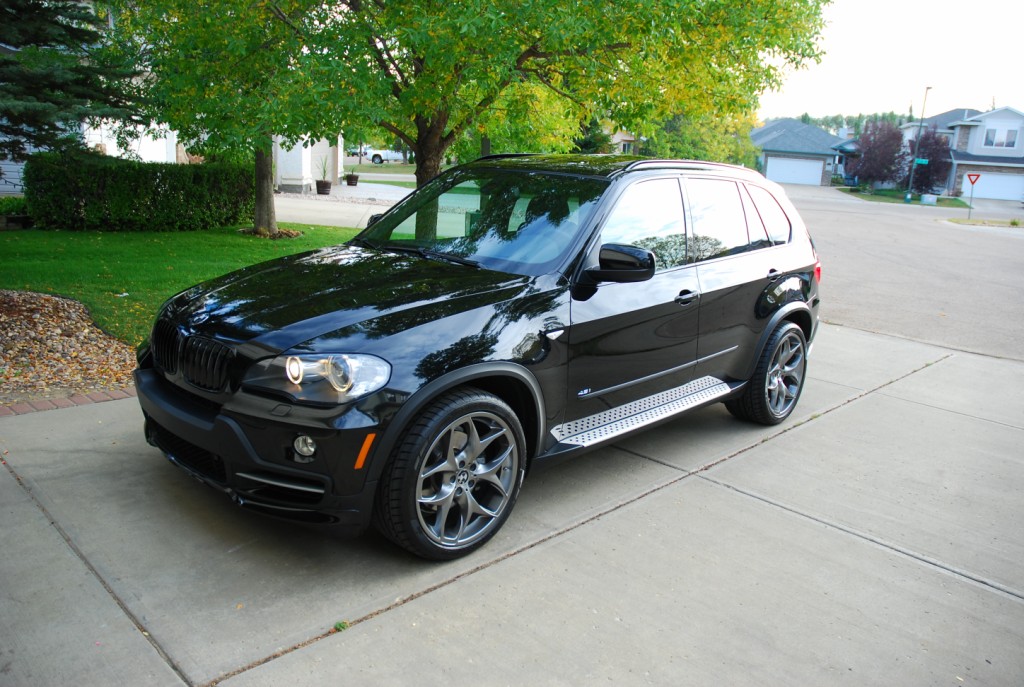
xmin=374 ymin=388 xmax=526 ymax=560
xmin=371 ymin=154 xmax=383 ymax=164
xmin=726 ymin=322 xmax=807 ymax=425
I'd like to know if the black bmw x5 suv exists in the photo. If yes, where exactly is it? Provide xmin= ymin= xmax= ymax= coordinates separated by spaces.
xmin=135 ymin=154 xmax=821 ymax=559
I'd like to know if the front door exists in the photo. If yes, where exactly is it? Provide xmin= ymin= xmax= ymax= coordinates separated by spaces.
xmin=566 ymin=177 xmax=700 ymax=422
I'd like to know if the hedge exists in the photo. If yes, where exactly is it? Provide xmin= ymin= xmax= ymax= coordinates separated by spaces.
xmin=23 ymin=150 xmax=255 ymax=231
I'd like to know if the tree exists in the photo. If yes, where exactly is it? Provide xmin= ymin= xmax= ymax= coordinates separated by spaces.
xmin=572 ymin=118 xmax=614 ymax=154
xmin=0 ymin=1 xmax=139 ymax=170
xmin=642 ymin=112 xmax=760 ymax=167
xmin=106 ymin=0 xmax=347 ymax=236
xmin=449 ymin=81 xmax=580 ymax=162
xmin=298 ymin=0 xmax=825 ymax=187
xmin=845 ymin=120 xmax=908 ymax=187
xmin=907 ymin=125 xmax=952 ymax=194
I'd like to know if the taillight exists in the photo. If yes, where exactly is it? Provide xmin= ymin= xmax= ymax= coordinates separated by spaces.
xmin=814 ymin=258 xmax=822 ymax=284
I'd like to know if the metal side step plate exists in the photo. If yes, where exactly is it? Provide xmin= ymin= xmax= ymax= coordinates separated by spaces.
xmin=551 ymin=376 xmax=731 ymax=448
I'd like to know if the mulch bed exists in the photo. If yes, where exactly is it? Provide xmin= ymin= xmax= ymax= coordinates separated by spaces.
xmin=0 ymin=290 xmax=136 ymax=405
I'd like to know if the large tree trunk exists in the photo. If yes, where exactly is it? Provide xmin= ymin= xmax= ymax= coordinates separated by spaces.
xmin=413 ymin=127 xmax=447 ymax=240
xmin=253 ymin=135 xmax=278 ymax=236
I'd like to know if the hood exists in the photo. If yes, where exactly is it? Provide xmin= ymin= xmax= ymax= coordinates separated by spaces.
xmin=163 ymin=245 xmax=532 ymax=353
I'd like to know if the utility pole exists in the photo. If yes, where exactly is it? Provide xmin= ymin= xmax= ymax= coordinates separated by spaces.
xmin=906 ymin=86 xmax=932 ymax=201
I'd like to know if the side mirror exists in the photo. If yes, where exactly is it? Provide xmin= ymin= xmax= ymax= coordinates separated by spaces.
xmin=367 ymin=213 xmax=384 ymax=227
xmin=585 ymin=243 xmax=656 ymax=283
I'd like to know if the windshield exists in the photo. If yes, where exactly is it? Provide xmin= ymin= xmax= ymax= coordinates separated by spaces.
xmin=355 ymin=168 xmax=608 ymax=276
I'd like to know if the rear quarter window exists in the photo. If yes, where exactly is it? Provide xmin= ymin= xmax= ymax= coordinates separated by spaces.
xmin=746 ymin=184 xmax=792 ymax=244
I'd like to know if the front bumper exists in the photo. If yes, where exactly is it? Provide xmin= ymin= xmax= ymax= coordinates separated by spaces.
xmin=134 ymin=368 xmax=378 ymax=535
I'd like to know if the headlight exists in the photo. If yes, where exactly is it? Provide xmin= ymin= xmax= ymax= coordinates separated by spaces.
xmin=243 ymin=353 xmax=391 ymax=405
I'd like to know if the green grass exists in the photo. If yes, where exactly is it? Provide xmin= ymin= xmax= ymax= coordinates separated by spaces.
xmin=362 ymin=179 xmax=418 ymax=189
xmin=0 ymin=223 xmax=359 ymax=347
xmin=838 ymin=187 xmax=970 ymax=208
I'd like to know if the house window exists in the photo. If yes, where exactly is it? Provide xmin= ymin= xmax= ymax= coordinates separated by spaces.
xmin=984 ymin=128 xmax=1019 ymax=148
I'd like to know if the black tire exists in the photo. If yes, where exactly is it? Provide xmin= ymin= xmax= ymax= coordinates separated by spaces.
xmin=726 ymin=322 xmax=807 ymax=425
xmin=371 ymin=154 xmax=383 ymax=164
xmin=374 ymin=387 xmax=527 ymax=560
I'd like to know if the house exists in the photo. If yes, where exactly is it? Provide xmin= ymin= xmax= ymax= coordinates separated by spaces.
xmin=899 ymin=107 xmax=1024 ymax=200
xmin=1 ymin=122 xmax=344 ymax=195
xmin=947 ymin=107 xmax=1023 ymax=200
xmin=751 ymin=119 xmax=846 ymax=186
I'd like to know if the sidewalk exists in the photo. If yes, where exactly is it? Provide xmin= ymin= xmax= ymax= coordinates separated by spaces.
xmin=275 ymin=179 xmax=409 ymax=229
xmin=2 ymin=323 xmax=1022 ymax=685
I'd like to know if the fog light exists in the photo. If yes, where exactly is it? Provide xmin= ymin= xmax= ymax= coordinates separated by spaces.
xmin=293 ymin=435 xmax=317 ymax=457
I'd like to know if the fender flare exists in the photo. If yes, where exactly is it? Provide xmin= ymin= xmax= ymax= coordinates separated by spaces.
xmin=364 ymin=361 xmax=547 ymax=484
xmin=741 ymin=303 xmax=815 ymax=381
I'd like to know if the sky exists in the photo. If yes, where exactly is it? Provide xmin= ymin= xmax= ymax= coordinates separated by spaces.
xmin=757 ymin=0 xmax=1022 ymax=122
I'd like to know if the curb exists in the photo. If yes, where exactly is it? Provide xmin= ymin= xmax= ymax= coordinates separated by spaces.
xmin=0 ymin=385 xmax=137 ymax=417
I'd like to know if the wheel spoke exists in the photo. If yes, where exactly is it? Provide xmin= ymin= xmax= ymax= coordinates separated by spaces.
xmin=414 ymin=409 xmax=519 ymax=550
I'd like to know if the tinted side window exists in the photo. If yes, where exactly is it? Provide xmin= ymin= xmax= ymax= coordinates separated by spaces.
xmin=685 ymin=178 xmax=748 ymax=262
xmin=747 ymin=184 xmax=792 ymax=244
xmin=740 ymin=185 xmax=773 ymax=251
xmin=601 ymin=178 xmax=687 ymax=270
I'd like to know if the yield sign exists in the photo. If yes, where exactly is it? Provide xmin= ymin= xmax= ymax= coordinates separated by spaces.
xmin=967 ymin=173 xmax=981 ymax=185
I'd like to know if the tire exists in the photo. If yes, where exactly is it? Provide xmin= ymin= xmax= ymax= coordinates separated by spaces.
xmin=371 ymin=154 xmax=383 ymax=164
xmin=374 ymin=387 xmax=526 ymax=560
xmin=726 ymin=322 xmax=807 ymax=425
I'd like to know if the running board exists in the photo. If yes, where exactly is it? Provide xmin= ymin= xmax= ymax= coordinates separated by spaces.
xmin=550 ymin=376 xmax=732 ymax=448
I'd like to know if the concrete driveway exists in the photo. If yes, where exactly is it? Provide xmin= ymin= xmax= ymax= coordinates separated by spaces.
xmin=2 ymin=187 xmax=1023 ymax=686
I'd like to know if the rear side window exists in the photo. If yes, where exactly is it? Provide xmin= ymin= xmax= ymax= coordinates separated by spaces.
xmin=746 ymin=184 xmax=792 ymax=244
xmin=684 ymin=178 xmax=749 ymax=262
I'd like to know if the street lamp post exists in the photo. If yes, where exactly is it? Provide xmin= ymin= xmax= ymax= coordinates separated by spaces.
xmin=906 ymin=86 xmax=932 ymax=201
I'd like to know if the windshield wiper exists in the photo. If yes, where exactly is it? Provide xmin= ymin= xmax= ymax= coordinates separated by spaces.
xmin=381 ymin=244 xmax=480 ymax=268
xmin=348 ymin=237 xmax=380 ymax=250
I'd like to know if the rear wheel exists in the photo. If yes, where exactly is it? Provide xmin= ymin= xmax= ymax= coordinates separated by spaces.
xmin=726 ymin=322 xmax=807 ymax=425
xmin=374 ymin=388 xmax=526 ymax=560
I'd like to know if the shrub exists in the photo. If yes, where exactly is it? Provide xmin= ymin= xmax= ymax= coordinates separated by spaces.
xmin=0 ymin=195 xmax=27 ymax=215
xmin=23 ymin=150 xmax=254 ymax=231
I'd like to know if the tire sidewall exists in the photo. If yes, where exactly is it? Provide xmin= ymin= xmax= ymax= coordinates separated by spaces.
xmin=387 ymin=389 xmax=527 ymax=559
xmin=761 ymin=322 xmax=807 ymax=422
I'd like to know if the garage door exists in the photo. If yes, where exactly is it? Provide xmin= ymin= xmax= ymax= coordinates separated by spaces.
xmin=764 ymin=157 xmax=824 ymax=186
xmin=960 ymin=172 xmax=1024 ymax=201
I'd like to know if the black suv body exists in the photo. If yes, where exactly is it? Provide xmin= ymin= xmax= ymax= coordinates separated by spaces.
xmin=134 ymin=155 xmax=820 ymax=559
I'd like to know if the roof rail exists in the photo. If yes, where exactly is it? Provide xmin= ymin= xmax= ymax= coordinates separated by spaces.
xmin=622 ymin=159 xmax=760 ymax=176
xmin=474 ymin=153 xmax=538 ymax=162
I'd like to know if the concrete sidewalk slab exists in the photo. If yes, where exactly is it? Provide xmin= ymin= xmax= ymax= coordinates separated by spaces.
xmin=3 ymin=325 xmax=1022 ymax=685
xmin=0 ymin=459 xmax=183 ymax=685
xmin=221 ymin=477 xmax=1024 ymax=686
xmin=709 ymin=387 xmax=1024 ymax=595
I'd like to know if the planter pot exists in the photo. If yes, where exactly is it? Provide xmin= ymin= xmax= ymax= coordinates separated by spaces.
xmin=315 ymin=180 xmax=332 ymax=195
xmin=345 ymin=175 xmax=359 ymax=186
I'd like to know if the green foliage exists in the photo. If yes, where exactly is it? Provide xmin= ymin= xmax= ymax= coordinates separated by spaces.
xmin=0 ymin=223 xmax=359 ymax=345
xmin=643 ymin=113 xmax=760 ymax=167
xmin=24 ymin=151 xmax=254 ymax=231
xmin=573 ymin=118 xmax=615 ymax=154
xmin=0 ymin=1 xmax=140 ymax=166
xmin=0 ymin=196 xmax=27 ymax=215
xmin=797 ymin=112 xmax=909 ymax=136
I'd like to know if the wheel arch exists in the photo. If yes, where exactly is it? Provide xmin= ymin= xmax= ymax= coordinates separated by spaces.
xmin=367 ymin=362 xmax=545 ymax=484
xmin=741 ymin=303 xmax=814 ymax=381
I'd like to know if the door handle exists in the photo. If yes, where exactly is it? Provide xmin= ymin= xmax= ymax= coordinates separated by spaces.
xmin=674 ymin=290 xmax=699 ymax=306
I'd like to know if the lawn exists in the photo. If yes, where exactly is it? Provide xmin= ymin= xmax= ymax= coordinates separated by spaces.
xmin=838 ymin=187 xmax=970 ymax=209
xmin=0 ymin=223 xmax=359 ymax=347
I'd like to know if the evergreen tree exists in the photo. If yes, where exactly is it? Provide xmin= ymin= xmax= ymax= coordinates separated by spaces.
xmin=0 ymin=0 xmax=139 ymax=167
